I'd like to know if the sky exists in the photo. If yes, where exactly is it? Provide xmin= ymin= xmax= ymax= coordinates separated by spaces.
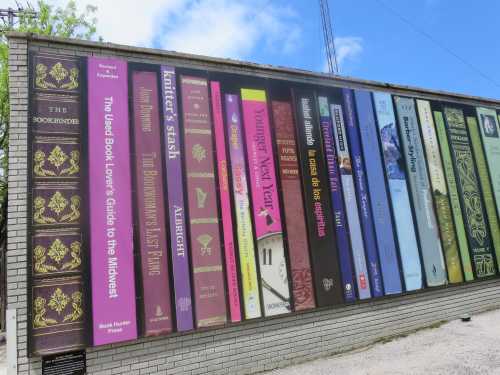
xmin=5 ymin=0 xmax=500 ymax=99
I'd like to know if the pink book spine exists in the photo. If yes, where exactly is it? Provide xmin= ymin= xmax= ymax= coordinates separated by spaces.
xmin=210 ymin=81 xmax=242 ymax=322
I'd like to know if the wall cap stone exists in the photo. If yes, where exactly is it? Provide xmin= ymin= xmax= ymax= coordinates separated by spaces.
xmin=6 ymin=31 xmax=500 ymax=107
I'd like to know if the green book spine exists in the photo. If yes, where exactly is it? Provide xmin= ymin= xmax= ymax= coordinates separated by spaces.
xmin=476 ymin=108 xmax=500 ymax=217
xmin=434 ymin=110 xmax=474 ymax=281
xmin=466 ymin=115 xmax=500 ymax=271
xmin=417 ymin=100 xmax=462 ymax=283
xmin=443 ymin=106 xmax=496 ymax=278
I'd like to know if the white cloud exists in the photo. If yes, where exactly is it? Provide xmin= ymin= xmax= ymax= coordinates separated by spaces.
xmin=323 ymin=36 xmax=363 ymax=73
xmin=159 ymin=0 xmax=301 ymax=59
xmin=335 ymin=36 xmax=363 ymax=66
xmin=52 ymin=0 xmax=186 ymax=47
xmin=39 ymin=0 xmax=300 ymax=60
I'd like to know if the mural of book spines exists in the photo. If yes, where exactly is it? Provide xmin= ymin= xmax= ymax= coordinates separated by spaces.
xmin=87 ymin=56 xmax=138 ymax=345
xmin=416 ymin=99 xmax=463 ymax=284
xmin=432 ymin=109 xmax=474 ymax=281
xmin=180 ymin=75 xmax=228 ymax=328
xmin=224 ymin=93 xmax=262 ymax=319
xmin=240 ymin=88 xmax=291 ymax=316
xmin=160 ymin=66 xmax=194 ymax=332
xmin=355 ymin=92 xmax=403 ymax=296
xmin=29 ymin=52 xmax=87 ymax=355
xmin=210 ymin=81 xmax=241 ymax=323
xmin=293 ymin=89 xmax=343 ymax=306
xmin=476 ymin=107 xmax=500 ymax=218
xmin=443 ymin=106 xmax=496 ymax=278
xmin=372 ymin=92 xmax=423 ymax=292
xmin=318 ymin=96 xmax=356 ymax=302
xmin=339 ymin=90 xmax=372 ymax=300
xmin=394 ymin=96 xmax=447 ymax=287
xmin=271 ymin=100 xmax=316 ymax=311
xmin=466 ymin=112 xmax=500 ymax=271
xmin=130 ymin=68 xmax=172 ymax=336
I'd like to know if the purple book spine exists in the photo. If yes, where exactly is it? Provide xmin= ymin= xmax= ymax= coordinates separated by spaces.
xmin=318 ymin=96 xmax=356 ymax=302
xmin=160 ymin=66 xmax=194 ymax=331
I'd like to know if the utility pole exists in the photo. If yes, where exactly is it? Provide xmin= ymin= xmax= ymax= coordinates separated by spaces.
xmin=0 ymin=2 xmax=37 ymax=29
xmin=319 ymin=0 xmax=339 ymax=75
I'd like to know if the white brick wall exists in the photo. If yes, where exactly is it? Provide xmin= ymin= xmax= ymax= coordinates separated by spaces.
xmin=6 ymin=33 xmax=500 ymax=375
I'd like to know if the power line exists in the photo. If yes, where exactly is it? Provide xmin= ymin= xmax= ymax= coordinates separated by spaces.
xmin=374 ymin=0 xmax=500 ymax=90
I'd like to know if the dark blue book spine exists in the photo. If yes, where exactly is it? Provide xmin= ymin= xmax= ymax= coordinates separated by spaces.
xmin=342 ymin=89 xmax=402 ymax=295
xmin=318 ymin=96 xmax=356 ymax=302
xmin=345 ymin=92 xmax=384 ymax=297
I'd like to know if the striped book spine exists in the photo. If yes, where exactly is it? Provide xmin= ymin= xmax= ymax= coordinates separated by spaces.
xmin=394 ymin=96 xmax=447 ymax=287
xmin=160 ymin=66 xmax=194 ymax=331
xmin=225 ymin=93 xmax=262 ymax=319
xmin=417 ymin=99 xmax=463 ymax=283
xmin=293 ymin=89 xmax=344 ymax=306
xmin=180 ymin=75 xmax=227 ymax=328
xmin=338 ymin=95 xmax=384 ymax=297
xmin=433 ymin=109 xmax=474 ymax=280
xmin=272 ymin=100 xmax=316 ymax=310
xmin=443 ymin=106 xmax=496 ymax=278
xmin=372 ymin=92 xmax=422 ymax=291
xmin=466 ymin=113 xmax=500 ymax=271
xmin=210 ymin=82 xmax=241 ymax=322
xmin=318 ymin=96 xmax=356 ymax=302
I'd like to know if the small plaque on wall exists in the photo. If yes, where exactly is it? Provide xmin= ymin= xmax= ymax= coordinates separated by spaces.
xmin=42 ymin=350 xmax=86 ymax=375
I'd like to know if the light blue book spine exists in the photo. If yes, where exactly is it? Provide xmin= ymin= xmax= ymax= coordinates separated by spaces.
xmin=372 ymin=92 xmax=423 ymax=291
xmin=394 ymin=96 xmax=447 ymax=287
xmin=352 ymin=89 xmax=402 ymax=295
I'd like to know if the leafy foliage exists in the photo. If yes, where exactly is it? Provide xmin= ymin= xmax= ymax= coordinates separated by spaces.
xmin=0 ymin=0 xmax=98 ymax=330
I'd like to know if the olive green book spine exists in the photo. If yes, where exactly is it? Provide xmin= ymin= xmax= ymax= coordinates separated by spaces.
xmin=433 ymin=110 xmax=474 ymax=281
xmin=443 ymin=106 xmax=495 ymax=278
xmin=466 ymin=115 xmax=500 ymax=271
xmin=417 ymin=100 xmax=462 ymax=283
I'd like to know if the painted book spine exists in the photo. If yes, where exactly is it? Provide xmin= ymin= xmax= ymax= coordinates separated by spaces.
xmin=318 ymin=97 xmax=371 ymax=299
xmin=30 ymin=53 xmax=86 ymax=355
xmin=318 ymin=96 xmax=356 ymax=302
xmin=394 ymin=96 xmax=447 ymax=286
xmin=160 ymin=66 xmax=193 ymax=331
xmin=417 ymin=100 xmax=463 ymax=283
xmin=131 ymin=69 xmax=172 ymax=335
xmin=338 ymin=95 xmax=384 ymax=297
xmin=350 ymin=89 xmax=404 ymax=294
xmin=372 ymin=92 xmax=423 ymax=291
xmin=476 ymin=107 xmax=500 ymax=218
xmin=241 ymin=88 xmax=291 ymax=316
xmin=443 ymin=106 xmax=496 ymax=278
xmin=433 ymin=110 xmax=474 ymax=280
xmin=180 ymin=75 xmax=227 ymax=328
xmin=466 ymin=114 xmax=500 ymax=271
xmin=271 ymin=100 xmax=316 ymax=310
xmin=210 ymin=82 xmax=241 ymax=322
xmin=293 ymin=89 xmax=344 ymax=306
xmin=225 ymin=93 xmax=262 ymax=319
xmin=88 ymin=57 xmax=138 ymax=345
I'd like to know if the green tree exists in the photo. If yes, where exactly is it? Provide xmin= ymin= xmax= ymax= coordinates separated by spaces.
xmin=0 ymin=0 xmax=98 ymax=331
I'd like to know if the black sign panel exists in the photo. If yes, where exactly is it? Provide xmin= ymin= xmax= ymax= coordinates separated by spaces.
xmin=42 ymin=350 xmax=86 ymax=375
